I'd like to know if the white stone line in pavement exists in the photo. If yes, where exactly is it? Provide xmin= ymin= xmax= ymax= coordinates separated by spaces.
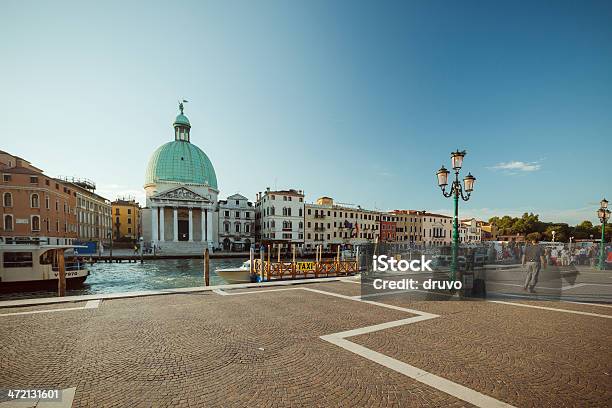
xmin=0 ymin=277 xmax=344 ymax=308
xmin=350 ymin=280 xmax=612 ymax=315
xmin=0 ymin=300 xmax=101 ymax=318
xmin=84 ymin=299 xmax=102 ymax=309
xmin=212 ymin=289 xmax=228 ymax=296
xmin=321 ymin=336 xmax=514 ymax=408
xmin=490 ymin=300 xmax=612 ymax=319
xmin=565 ymin=301 xmax=612 ymax=308
xmin=0 ymin=387 xmax=76 ymax=408
xmin=214 ymin=285 xmax=515 ymax=408
xmin=490 ymin=282 xmax=592 ymax=291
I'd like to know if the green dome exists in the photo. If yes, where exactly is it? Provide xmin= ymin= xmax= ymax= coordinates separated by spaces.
xmin=174 ymin=114 xmax=190 ymax=127
xmin=145 ymin=141 xmax=218 ymax=188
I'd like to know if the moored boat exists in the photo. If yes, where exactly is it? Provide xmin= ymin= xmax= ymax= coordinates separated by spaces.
xmin=216 ymin=260 xmax=252 ymax=284
xmin=0 ymin=242 xmax=89 ymax=291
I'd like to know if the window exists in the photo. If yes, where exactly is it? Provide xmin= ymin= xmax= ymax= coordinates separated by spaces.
xmin=245 ymin=224 xmax=250 ymax=233
xmin=3 ymin=192 xmax=12 ymax=207
xmin=224 ymin=222 xmax=230 ymax=233
xmin=3 ymin=174 xmax=11 ymax=182
xmin=31 ymin=193 xmax=39 ymax=208
xmin=235 ymin=223 xmax=240 ymax=233
xmin=29 ymin=176 xmax=38 ymax=184
xmin=128 ymin=218 xmax=132 ymax=224
xmin=115 ymin=208 xmax=120 ymax=215
xmin=235 ymin=211 xmax=240 ymax=218
xmin=4 ymin=214 xmax=13 ymax=231
xmin=31 ymin=215 xmax=40 ymax=231
xmin=235 ymin=200 xmax=239 ymax=205
xmin=127 ymin=209 xmax=131 ymax=214
xmin=128 ymin=227 xmax=132 ymax=234
xmin=3 ymin=252 xmax=33 ymax=268
xmin=45 ymin=196 xmax=50 ymax=209
xmin=299 ymin=208 xmax=302 ymax=217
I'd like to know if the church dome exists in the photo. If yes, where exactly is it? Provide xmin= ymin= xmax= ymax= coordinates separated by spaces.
xmin=144 ymin=104 xmax=218 ymax=189
xmin=173 ymin=114 xmax=190 ymax=127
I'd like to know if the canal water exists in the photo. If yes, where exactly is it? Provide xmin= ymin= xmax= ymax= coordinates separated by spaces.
xmin=0 ymin=258 xmax=245 ymax=301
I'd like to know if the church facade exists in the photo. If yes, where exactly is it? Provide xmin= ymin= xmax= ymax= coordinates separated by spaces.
xmin=141 ymin=104 xmax=219 ymax=254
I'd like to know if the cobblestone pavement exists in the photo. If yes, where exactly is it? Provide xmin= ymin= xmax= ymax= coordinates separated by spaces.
xmin=1 ymin=280 xmax=610 ymax=407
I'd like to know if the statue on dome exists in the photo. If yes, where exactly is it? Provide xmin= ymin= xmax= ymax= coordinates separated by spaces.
xmin=178 ymin=99 xmax=188 ymax=115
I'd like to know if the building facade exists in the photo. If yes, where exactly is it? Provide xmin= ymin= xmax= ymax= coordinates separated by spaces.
xmin=142 ymin=104 xmax=219 ymax=254
xmin=303 ymin=197 xmax=380 ymax=250
xmin=60 ymin=177 xmax=112 ymax=244
xmin=392 ymin=210 xmax=424 ymax=246
xmin=218 ymin=194 xmax=254 ymax=251
xmin=420 ymin=212 xmax=453 ymax=247
xmin=459 ymin=218 xmax=482 ymax=243
xmin=379 ymin=213 xmax=396 ymax=242
xmin=478 ymin=221 xmax=498 ymax=241
xmin=112 ymin=197 xmax=141 ymax=241
xmin=255 ymin=188 xmax=304 ymax=250
xmin=0 ymin=150 xmax=77 ymax=245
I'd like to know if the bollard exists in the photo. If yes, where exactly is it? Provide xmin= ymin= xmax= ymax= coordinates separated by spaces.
xmin=204 ymin=248 xmax=210 ymax=286
xmin=57 ymin=249 xmax=66 ymax=297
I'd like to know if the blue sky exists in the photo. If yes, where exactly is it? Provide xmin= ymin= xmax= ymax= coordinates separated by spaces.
xmin=1 ymin=0 xmax=610 ymax=224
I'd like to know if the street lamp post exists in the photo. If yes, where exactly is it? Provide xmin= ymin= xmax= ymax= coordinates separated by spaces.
xmin=597 ymin=198 xmax=610 ymax=270
xmin=436 ymin=150 xmax=476 ymax=281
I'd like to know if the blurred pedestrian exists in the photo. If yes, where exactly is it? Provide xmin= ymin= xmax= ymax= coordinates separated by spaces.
xmin=522 ymin=238 xmax=545 ymax=293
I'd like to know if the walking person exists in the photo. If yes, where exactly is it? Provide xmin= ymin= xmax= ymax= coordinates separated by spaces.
xmin=522 ymin=238 xmax=545 ymax=293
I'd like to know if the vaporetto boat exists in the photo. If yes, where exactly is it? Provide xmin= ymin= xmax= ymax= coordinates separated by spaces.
xmin=0 ymin=242 xmax=89 ymax=291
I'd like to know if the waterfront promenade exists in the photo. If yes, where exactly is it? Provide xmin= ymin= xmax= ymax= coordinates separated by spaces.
xmin=1 ymin=275 xmax=611 ymax=407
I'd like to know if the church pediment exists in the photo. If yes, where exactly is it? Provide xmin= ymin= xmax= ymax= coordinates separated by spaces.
xmin=153 ymin=187 xmax=211 ymax=203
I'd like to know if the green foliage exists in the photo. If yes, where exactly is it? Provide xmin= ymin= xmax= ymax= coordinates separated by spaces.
xmin=488 ymin=215 xmax=609 ymax=242
xmin=525 ymin=232 xmax=541 ymax=242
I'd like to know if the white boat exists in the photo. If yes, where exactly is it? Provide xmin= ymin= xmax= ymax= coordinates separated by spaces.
xmin=0 ymin=242 xmax=89 ymax=291
xmin=216 ymin=260 xmax=252 ymax=284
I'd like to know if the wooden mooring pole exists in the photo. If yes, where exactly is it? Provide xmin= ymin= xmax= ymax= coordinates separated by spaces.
xmin=204 ymin=248 xmax=210 ymax=286
xmin=266 ymin=245 xmax=271 ymax=281
xmin=57 ymin=249 xmax=66 ymax=297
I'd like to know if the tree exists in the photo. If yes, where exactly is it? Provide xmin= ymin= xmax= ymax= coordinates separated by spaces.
xmin=525 ymin=232 xmax=541 ymax=242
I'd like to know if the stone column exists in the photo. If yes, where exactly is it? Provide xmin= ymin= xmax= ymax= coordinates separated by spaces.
xmin=188 ymin=207 xmax=193 ymax=241
xmin=206 ymin=208 xmax=213 ymax=246
xmin=200 ymin=207 xmax=206 ymax=242
xmin=173 ymin=207 xmax=179 ymax=242
xmin=159 ymin=206 xmax=165 ymax=242
xmin=151 ymin=205 xmax=158 ymax=242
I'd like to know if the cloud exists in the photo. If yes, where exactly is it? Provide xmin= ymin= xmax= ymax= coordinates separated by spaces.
xmin=489 ymin=161 xmax=541 ymax=173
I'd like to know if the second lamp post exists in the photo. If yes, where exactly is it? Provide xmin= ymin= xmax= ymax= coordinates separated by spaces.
xmin=597 ymin=198 xmax=610 ymax=270
xmin=437 ymin=150 xmax=476 ymax=281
